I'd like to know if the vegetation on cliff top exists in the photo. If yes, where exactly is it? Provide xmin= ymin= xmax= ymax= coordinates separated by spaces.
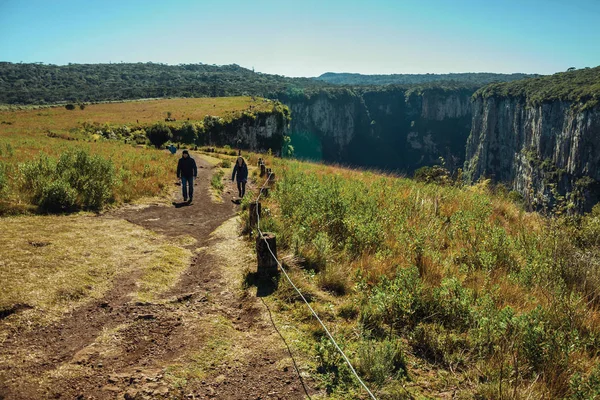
xmin=476 ymin=65 xmax=600 ymax=109
xmin=318 ymin=71 xmax=540 ymax=86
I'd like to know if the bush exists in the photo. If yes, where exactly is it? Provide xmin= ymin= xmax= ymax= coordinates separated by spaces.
xmin=360 ymin=267 xmax=423 ymax=336
xmin=356 ymin=339 xmax=406 ymax=385
xmin=178 ymin=122 xmax=198 ymax=144
xmin=147 ymin=123 xmax=173 ymax=148
xmin=220 ymin=159 xmax=232 ymax=168
xmin=56 ymin=149 xmax=115 ymax=209
xmin=18 ymin=149 xmax=116 ymax=211
xmin=65 ymin=104 xmax=75 ymax=110
xmin=211 ymin=169 xmax=224 ymax=192
xmin=414 ymin=165 xmax=451 ymax=184
xmin=411 ymin=323 xmax=470 ymax=368
xmin=569 ymin=364 xmax=600 ymax=400
xmin=39 ymin=180 xmax=77 ymax=212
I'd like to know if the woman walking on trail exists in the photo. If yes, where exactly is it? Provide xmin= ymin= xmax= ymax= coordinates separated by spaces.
xmin=231 ymin=156 xmax=248 ymax=198
xmin=176 ymin=150 xmax=197 ymax=203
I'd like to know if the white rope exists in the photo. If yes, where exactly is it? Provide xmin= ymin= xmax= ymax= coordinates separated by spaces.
xmin=254 ymin=170 xmax=378 ymax=400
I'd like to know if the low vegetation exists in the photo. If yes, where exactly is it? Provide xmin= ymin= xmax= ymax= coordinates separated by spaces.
xmin=318 ymin=71 xmax=539 ymax=86
xmin=248 ymin=157 xmax=600 ymax=399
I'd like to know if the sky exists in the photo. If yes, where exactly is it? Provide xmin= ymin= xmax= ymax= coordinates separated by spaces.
xmin=0 ymin=0 xmax=599 ymax=77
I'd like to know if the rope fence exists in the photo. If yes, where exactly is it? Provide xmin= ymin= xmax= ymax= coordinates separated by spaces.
xmin=252 ymin=167 xmax=378 ymax=400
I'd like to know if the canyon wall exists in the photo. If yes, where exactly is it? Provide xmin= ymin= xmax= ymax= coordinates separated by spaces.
xmin=279 ymin=88 xmax=474 ymax=173
xmin=465 ymin=96 xmax=600 ymax=211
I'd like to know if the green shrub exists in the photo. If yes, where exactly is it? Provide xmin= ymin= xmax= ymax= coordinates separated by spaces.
xmin=211 ymin=169 xmax=224 ymax=192
xmin=569 ymin=364 xmax=600 ymax=400
xmin=414 ymin=165 xmax=451 ymax=184
xmin=177 ymin=122 xmax=198 ymax=144
xmin=411 ymin=323 xmax=470 ymax=368
xmin=18 ymin=153 xmax=56 ymax=200
xmin=18 ymin=149 xmax=116 ymax=212
xmin=360 ymin=267 xmax=423 ymax=336
xmin=426 ymin=277 xmax=474 ymax=330
xmin=356 ymin=339 xmax=406 ymax=385
xmin=39 ymin=179 xmax=77 ymax=212
xmin=147 ymin=123 xmax=173 ymax=148
xmin=315 ymin=336 xmax=354 ymax=392
xmin=56 ymin=149 xmax=115 ymax=209
xmin=220 ymin=159 xmax=232 ymax=168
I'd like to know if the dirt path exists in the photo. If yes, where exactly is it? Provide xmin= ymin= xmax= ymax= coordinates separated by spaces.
xmin=0 ymin=156 xmax=318 ymax=400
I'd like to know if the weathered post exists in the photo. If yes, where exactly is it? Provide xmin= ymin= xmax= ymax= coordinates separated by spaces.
xmin=257 ymin=158 xmax=263 ymax=167
xmin=260 ymin=163 xmax=266 ymax=177
xmin=256 ymin=233 xmax=278 ymax=278
xmin=249 ymin=202 xmax=261 ymax=229
xmin=262 ymin=187 xmax=269 ymax=197
xmin=268 ymin=172 xmax=276 ymax=188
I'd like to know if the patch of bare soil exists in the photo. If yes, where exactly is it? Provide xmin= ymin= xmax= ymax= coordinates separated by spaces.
xmin=0 ymin=156 xmax=318 ymax=400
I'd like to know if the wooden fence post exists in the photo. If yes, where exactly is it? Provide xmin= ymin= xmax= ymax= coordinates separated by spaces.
xmin=249 ymin=202 xmax=261 ymax=229
xmin=260 ymin=164 xmax=266 ymax=177
xmin=256 ymin=233 xmax=278 ymax=278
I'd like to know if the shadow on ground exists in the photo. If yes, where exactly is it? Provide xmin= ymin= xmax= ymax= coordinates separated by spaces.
xmin=244 ymin=272 xmax=279 ymax=297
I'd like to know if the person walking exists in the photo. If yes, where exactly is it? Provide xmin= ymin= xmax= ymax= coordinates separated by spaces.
xmin=176 ymin=150 xmax=197 ymax=203
xmin=231 ymin=156 xmax=248 ymax=198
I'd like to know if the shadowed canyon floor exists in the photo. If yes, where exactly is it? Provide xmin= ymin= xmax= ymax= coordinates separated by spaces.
xmin=0 ymin=156 xmax=318 ymax=400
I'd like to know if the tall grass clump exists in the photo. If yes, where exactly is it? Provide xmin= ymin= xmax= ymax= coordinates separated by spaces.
xmin=18 ymin=149 xmax=115 ymax=212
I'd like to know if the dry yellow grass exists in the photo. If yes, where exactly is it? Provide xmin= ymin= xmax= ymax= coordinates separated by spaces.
xmin=0 ymin=214 xmax=192 ymax=329
xmin=0 ymin=96 xmax=272 ymax=134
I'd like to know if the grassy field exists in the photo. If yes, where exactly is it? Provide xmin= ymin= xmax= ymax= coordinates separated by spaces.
xmin=0 ymin=97 xmax=271 ymax=214
xmin=243 ymin=157 xmax=600 ymax=399
xmin=0 ymin=214 xmax=193 ymax=332
xmin=0 ymin=96 xmax=273 ymax=132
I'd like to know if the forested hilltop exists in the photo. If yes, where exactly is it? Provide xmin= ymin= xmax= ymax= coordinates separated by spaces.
xmin=1 ymin=62 xmax=541 ymax=105
xmin=476 ymin=65 xmax=600 ymax=109
xmin=0 ymin=62 xmax=327 ymax=104
xmin=317 ymin=71 xmax=540 ymax=85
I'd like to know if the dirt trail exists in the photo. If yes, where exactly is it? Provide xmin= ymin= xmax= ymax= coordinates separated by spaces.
xmin=0 ymin=156 xmax=317 ymax=400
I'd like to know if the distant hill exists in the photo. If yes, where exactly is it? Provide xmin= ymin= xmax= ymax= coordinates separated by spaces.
xmin=0 ymin=62 xmax=544 ymax=105
xmin=317 ymin=71 xmax=541 ymax=86
xmin=0 ymin=62 xmax=327 ymax=105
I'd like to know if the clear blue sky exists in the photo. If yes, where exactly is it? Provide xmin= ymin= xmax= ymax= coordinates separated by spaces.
xmin=0 ymin=0 xmax=598 ymax=77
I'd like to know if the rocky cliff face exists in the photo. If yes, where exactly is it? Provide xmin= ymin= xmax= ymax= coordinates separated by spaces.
xmin=228 ymin=114 xmax=289 ymax=152
xmin=279 ymin=88 xmax=473 ymax=173
xmin=205 ymin=105 xmax=290 ymax=153
xmin=465 ymin=96 xmax=600 ymax=211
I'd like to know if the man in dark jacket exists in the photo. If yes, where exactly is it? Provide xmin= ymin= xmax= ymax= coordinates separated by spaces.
xmin=176 ymin=150 xmax=197 ymax=203
xmin=231 ymin=156 xmax=248 ymax=198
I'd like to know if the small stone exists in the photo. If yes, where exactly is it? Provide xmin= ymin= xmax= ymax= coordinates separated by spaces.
xmin=101 ymin=385 xmax=120 ymax=392
xmin=124 ymin=389 xmax=138 ymax=400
